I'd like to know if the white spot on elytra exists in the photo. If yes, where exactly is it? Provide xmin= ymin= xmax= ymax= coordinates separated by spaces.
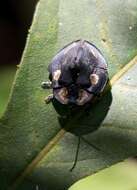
xmin=90 ymin=74 xmax=99 ymax=85
xmin=53 ymin=70 xmax=61 ymax=81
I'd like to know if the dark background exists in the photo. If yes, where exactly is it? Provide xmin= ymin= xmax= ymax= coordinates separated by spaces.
xmin=0 ymin=0 xmax=38 ymax=67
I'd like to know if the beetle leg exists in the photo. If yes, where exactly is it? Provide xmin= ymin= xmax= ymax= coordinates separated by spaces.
xmin=44 ymin=94 xmax=54 ymax=104
xmin=41 ymin=81 xmax=52 ymax=89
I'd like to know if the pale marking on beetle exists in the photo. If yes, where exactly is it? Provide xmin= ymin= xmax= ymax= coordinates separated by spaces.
xmin=58 ymin=87 xmax=69 ymax=104
xmin=53 ymin=69 xmax=61 ymax=81
xmin=10 ymin=55 xmax=137 ymax=190
xmin=77 ymin=90 xmax=91 ymax=106
xmin=90 ymin=74 xmax=99 ymax=85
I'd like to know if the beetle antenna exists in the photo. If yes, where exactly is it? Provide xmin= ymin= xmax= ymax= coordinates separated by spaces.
xmin=70 ymin=135 xmax=103 ymax=172
xmin=70 ymin=136 xmax=81 ymax=172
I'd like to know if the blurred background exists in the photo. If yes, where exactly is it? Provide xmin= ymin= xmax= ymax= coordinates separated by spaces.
xmin=0 ymin=0 xmax=38 ymax=116
xmin=0 ymin=1 xmax=137 ymax=190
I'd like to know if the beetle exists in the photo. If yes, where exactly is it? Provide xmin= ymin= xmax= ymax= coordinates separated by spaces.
xmin=42 ymin=39 xmax=108 ymax=112
xmin=41 ymin=40 xmax=109 ymax=170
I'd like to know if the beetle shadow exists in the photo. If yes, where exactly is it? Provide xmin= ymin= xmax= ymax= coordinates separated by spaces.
xmin=52 ymin=81 xmax=112 ymax=136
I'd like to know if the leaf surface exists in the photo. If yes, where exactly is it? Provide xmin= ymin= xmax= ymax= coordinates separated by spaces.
xmin=0 ymin=0 xmax=137 ymax=190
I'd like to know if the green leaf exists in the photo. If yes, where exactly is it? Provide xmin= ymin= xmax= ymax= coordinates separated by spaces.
xmin=0 ymin=0 xmax=137 ymax=190
xmin=69 ymin=161 xmax=137 ymax=190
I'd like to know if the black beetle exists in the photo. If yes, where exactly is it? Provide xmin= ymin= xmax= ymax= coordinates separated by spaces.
xmin=42 ymin=39 xmax=108 ymax=114
xmin=41 ymin=40 xmax=109 ymax=170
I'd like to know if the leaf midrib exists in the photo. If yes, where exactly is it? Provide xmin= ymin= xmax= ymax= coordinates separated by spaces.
xmin=10 ymin=55 xmax=137 ymax=190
